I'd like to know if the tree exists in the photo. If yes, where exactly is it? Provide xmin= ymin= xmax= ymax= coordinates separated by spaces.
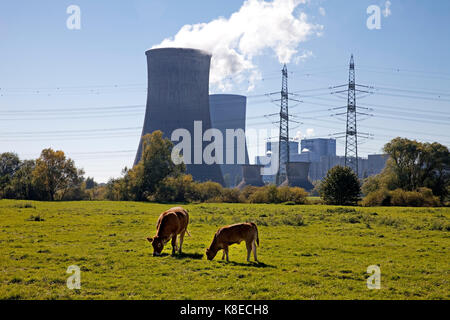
xmin=32 ymin=148 xmax=84 ymax=201
xmin=132 ymin=131 xmax=185 ymax=200
xmin=6 ymin=160 xmax=39 ymax=200
xmin=0 ymin=152 xmax=21 ymax=196
xmin=319 ymin=166 xmax=361 ymax=205
xmin=383 ymin=138 xmax=449 ymax=201
xmin=85 ymin=177 xmax=96 ymax=190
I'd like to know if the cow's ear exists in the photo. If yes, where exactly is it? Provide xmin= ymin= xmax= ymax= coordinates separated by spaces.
xmin=147 ymin=237 xmax=153 ymax=243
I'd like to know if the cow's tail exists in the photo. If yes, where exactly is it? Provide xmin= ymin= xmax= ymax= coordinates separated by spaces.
xmin=251 ymin=222 xmax=259 ymax=246
xmin=186 ymin=229 xmax=192 ymax=237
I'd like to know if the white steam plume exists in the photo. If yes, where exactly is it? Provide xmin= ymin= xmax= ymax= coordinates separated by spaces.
xmin=152 ymin=0 xmax=323 ymax=91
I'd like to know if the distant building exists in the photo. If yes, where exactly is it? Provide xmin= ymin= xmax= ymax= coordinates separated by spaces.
xmin=367 ymin=154 xmax=389 ymax=176
xmin=300 ymin=138 xmax=336 ymax=162
xmin=255 ymin=138 xmax=388 ymax=183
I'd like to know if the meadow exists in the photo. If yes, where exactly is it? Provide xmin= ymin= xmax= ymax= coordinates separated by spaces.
xmin=0 ymin=199 xmax=448 ymax=300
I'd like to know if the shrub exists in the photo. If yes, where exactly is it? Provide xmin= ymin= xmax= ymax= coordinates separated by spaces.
xmin=277 ymin=186 xmax=308 ymax=204
xmin=363 ymin=187 xmax=440 ymax=207
xmin=277 ymin=186 xmax=293 ymax=203
xmin=417 ymin=188 xmax=441 ymax=207
xmin=191 ymin=181 xmax=224 ymax=202
xmin=286 ymin=187 xmax=308 ymax=204
xmin=240 ymin=186 xmax=258 ymax=200
xmin=220 ymin=188 xmax=241 ymax=203
xmin=362 ymin=189 xmax=391 ymax=207
xmin=248 ymin=188 xmax=269 ymax=203
xmin=152 ymin=175 xmax=194 ymax=203
xmin=390 ymin=188 xmax=440 ymax=207
xmin=319 ymin=166 xmax=361 ymax=206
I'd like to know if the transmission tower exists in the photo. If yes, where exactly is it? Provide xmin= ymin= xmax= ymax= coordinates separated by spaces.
xmin=344 ymin=54 xmax=358 ymax=175
xmin=276 ymin=64 xmax=290 ymax=185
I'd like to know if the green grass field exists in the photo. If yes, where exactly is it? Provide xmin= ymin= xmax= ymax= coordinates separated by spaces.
xmin=0 ymin=199 xmax=449 ymax=300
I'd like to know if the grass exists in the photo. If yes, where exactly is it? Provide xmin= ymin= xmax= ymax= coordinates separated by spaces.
xmin=0 ymin=199 xmax=449 ymax=300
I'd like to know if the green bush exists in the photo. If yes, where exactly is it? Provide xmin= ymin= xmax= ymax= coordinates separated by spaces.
xmin=248 ymin=188 xmax=270 ymax=203
xmin=361 ymin=189 xmax=391 ymax=207
xmin=277 ymin=186 xmax=308 ymax=204
xmin=192 ymin=181 xmax=224 ymax=202
xmin=246 ymin=185 xmax=308 ymax=204
xmin=390 ymin=188 xmax=440 ymax=207
xmin=220 ymin=188 xmax=241 ymax=203
xmin=363 ymin=187 xmax=441 ymax=207
xmin=319 ymin=166 xmax=361 ymax=206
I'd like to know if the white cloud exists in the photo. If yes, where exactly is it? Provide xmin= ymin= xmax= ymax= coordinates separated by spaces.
xmin=319 ymin=7 xmax=326 ymax=16
xmin=383 ymin=1 xmax=392 ymax=18
xmin=153 ymin=0 xmax=323 ymax=91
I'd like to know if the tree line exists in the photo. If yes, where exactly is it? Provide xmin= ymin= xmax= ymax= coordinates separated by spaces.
xmin=1 ymin=131 xmax=448 ymax=207
xmin=0 ymin=148 xmax=87 ymax=201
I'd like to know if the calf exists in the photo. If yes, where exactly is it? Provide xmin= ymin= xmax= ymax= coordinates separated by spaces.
xmin=206 ymin=222 xmax=259 ymax=262
xmin=146 ymin=207 xmax=189 ymax=256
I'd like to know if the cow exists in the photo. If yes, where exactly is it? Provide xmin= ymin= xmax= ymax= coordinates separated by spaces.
xmin=206 ymin=222 xmax=259 ymax=262
xmin=146 ymin=207 xmax=190 ymax=256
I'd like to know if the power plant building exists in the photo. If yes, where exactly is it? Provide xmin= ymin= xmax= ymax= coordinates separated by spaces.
xmin=256 ymin=138 xmax=387 ymax=185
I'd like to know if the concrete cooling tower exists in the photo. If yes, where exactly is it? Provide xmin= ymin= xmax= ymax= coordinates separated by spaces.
xmin=209 ymin=94 xmax=249 ymax=187
xmin=134 ymin=48 xmax=224 ymax=185
xmin=237 ymin=165 xmax=265 ymax=189
xmin=280 ymin=162 xmax=314 ymax=191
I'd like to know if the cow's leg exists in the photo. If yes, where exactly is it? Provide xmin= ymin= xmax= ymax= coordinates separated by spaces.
xmin=171 ymin=235 xmax=177 ymax=255
xmin=179 ymin=230 xmax=185 ymax=254
xmin=246 ymin=241 xmax=252 ymax=262
xmin=224 ymin=246 xmax=229 ymax=262
xmin=252 ymin=240 xmax=258 ymax=262
xmin=222 ymin=250 xmax=226 ymax=260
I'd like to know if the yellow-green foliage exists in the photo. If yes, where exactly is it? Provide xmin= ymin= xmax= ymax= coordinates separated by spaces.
xmin=362 ymin=187 xmax=441 ymax=207
xmin=0 ymin=200 xmax=448 ymax=300
xmin=152 ymin=178 xmax=309 ymax=205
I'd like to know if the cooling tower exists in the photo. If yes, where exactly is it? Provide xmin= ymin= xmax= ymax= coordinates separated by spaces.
xmin=209 ymin=94 xmax=249 ymax=187
xmin=134 ymin=48 xmax=224 ymax=185
xmin=280 ymin=162 xmax=314 ymax=191
xmin=237 ymin=165 xmax=265 ymax=189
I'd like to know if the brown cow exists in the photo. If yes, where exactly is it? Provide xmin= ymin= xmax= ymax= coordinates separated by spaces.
xmin=206 ymin=222 xmax=259 ymax=262
xmin=146 ymin=207 xmax=189 ymax=256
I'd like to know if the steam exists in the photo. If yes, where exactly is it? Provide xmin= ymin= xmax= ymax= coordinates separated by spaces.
xmin=152 ymin=0 xmax=323 ymax=91
xmin=294 ymin=128 xmax=315 ymax=141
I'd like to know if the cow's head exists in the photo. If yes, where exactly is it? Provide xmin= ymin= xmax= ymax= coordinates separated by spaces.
xmin=147 ymin=236 xmax=164 ymax=256
xmin=205 ymin=247 xmax=217 ymax=261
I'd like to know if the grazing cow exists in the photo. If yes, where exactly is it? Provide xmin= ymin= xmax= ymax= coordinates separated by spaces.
xmin=146 ymin=207 xmax=189 ymax=256
xmin=206 ymin=222 xmax=259 ymax=262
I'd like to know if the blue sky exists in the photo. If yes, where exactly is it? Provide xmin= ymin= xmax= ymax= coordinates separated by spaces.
xmin=1 ymin=0 xmax=449 ymax=182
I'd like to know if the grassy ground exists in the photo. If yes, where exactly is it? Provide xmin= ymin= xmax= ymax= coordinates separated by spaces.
xmin=0 ymin=199 xmax=448 ymax=300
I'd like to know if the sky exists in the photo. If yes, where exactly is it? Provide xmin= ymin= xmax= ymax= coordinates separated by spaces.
xmin=1 ymin=0 xmax=449 ymax=183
